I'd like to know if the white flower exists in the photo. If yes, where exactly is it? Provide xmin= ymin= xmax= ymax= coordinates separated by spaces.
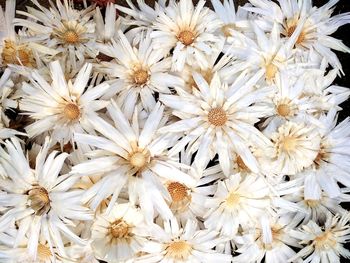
xmin=150 ymin=0 xmax=223 ymax=71
xmin=261 ymin=121 xmax=320 ymax=175
xmin=72 ymin=101 xmax=196 ymax=222
xmin=0 ymin=0 xmax=36 ymax=68
xmin=91 ymin=203 xmax=150 ymax=262
xmin=177 ymin=41 xmax=243 ymax=92
xmin=94 ymin=3 xmax=125 ymax=45
xmin=211 ymin=0 xmax=251 ymax=38
xmin=19 ymin=61 xmax=109 ymax=147
xmin=163 ymin=151 xmax=223 ymax=224
xmin=298 ymin=109 xmax=350 ymax=199
xmin=116 ymin=0 xmax=167 ymax=28
xmin=274 ymin=184 xmax=350 ymax=225
xmin=138 ymin=218 xmax=232 ymax=262
xmin=0 ymin=227 xmax=65 ymax=262
xmin=0 ymin=137 xmax=93 ymax=260
xmin=160 ymin=71 xmax=271 ymax=175
xmin=14 ymin=0 xmax=96 ymax=71
xmin=204 ymin=173 xmax=271 ymax=236
xmin=246 ymin=0 xmax=350 ymax=73
xmin=233 ymin=215 xmax=300 ymax=263
xmin=289 ymin=212 xmax=350 ymax=263
xmin=95 ymin=30 xmax=183 ymax=119
xmin=259 ymin=71 xmax=326 ymax=132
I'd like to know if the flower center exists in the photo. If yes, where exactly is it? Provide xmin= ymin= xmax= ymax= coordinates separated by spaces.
xmin=236 ymin=155 xmax=249 ymax=172
xmin=28 ymin=186 xmax=51 ymax=216
xmin=281 ymin=136 xmax=297 ymax=152
xmin=208 ymin=107 xmax=227 ymax=126
xmin=225 ymin=192 xmax=240 ymax=208
xmin=129 ymin=151 xmax=147 ymax=169
xmin=167 ymin=182 xmax=188 ymax=203
xmin=265 ymin=63 xmax=278 ymax=81
xmin=63 ymin=30 xmax=80 ymax=44
xmin=277 ymin=103 xmax=291 ymax=117
xmin=64 ymin=103 xmax=80 ymax=121
xmin=314 ymin=231 xmax=337 ymax=250
xmin=1 ymin=40 xmax=33 ymax=67
xmin=286 ymin=24 xmax=305 ymax=44
xmin=166 ymin=240 xmax=192 ymax=260
xmin=133 ymin=69 xmax=149 ymax=85
xmin=304 ymin=199 xmax=319 ymax=208
xmin=178 ymin=30 xmax=195 ymax=46
xmin=109 ymin=219 xmax=132 ymax=239
xmin=221 ymin=23 xmax=235 ymax=37
xmin=37 ymin=244 xmax=52 ymax=261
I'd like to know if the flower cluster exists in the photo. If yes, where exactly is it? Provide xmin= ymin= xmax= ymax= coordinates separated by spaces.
xmin=0 ymin=0 xmax=350 ymax=262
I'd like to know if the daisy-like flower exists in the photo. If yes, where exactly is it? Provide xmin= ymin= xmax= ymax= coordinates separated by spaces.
xmin=232 ymin=215 xmax=300 ymax=263
xmin=15 ymin=0 xmax=96 ymax=71
xmin=0 ymin=223 xmax=75 ymax=263
xmin=138 ymin=218 xmax=232 ymax=262
xmin=163 ymin=151 xmax=223 ymax=224
xmin=259 ymin=70 xmax=326 ymax=131
xmin=275 ymin=185 xmax=350 ymax=225
xmin=0 ymin=0 xmax=36 ymax=68
xmin=95 ymin=30 xmax=183 ymax=119
xmin=289 ymin=212 xmax=350 ymax=263
xmin=116 ymin=0 xmax=167 ymax=29
xmin=150 ymin=0 xmax=223 ymax=71
xmin=246 ymin=0 xmax=350 ymax=73
xmin=204 ymin=173 xmax=271 ymax=237
xmin=19 ymin=60 xmax=109 ymax=147
xmin=0 ymin=137 xmax=93 ymax=259
xmin=72 ymin=101 xmax=196 ymax=222
xmin=160 ymin=71 xmax=272 ymax=175
xmin=297 ymin=109 xmax=350 ymax=199
xmin=178 ymin=41 xmax=245 ymax=92
xmin=298 ymin=67 xmax=350 ymax=115
xmin=261 ymin=121 xmax=320 ymax=175
xmin=212 ymin=0 xmax=251 ymax=38
xmin=226 ymin=20 xmax=304 ymax=85
xmin=91 ymin=203 xmax=150 ymax=262
xmin=94 ymin=3 xmax=118 ymax=45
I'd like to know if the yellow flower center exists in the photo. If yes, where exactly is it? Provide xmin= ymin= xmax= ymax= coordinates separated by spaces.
xmin=64 ymin=103 xmax=80 ymax=121
xmin=221 ymin=23 xmax=236 ymax=37
xmin=110 ymin=219 xmax=132 ymax=239
xmin=277 ymin=103 xmax=291 ymax=117
xmin=281 ymin=136 xmax=297 ymax=152
xmin=236 ymin=155 xmax=249 ymax=172
xmin=133 ymin=69 xmax=149 ymax=85
xmin=225 ymin=192 xmax=240 ymax=208
xmin=165 ymin=240 xmax=192 ymax=260
xmin=28 ymin=186 xmax=51 ymax=216
xmin=178 ymin=30 xmax=195 ymax=46
xmin=304 ymin=199 xmax=319 ymax=208
xmin=286 ymin=24 xmax=305 ymax=44
xmin=167 ymin=182 xmax=188 ymax=203
xmin=37 ymin=244 xmax=52 ymax=261
xmin=314 ymin=231 xmax=337 ymax=250
xmin=63 ymin=30 xmax=80 ymax=45
xmin=1 ymin=40 xmax=34 ymax=67
xmin=129 ymin=151 xmax=147 ymax=169
xmin=265 ymin=63 xmax=278 ymax=81
xmin=208 ymin=107 xmax=227 ymax=126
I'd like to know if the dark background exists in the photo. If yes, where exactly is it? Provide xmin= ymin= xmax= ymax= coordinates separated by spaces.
xmin=1 ymin=0 xmax=350 ymax=262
